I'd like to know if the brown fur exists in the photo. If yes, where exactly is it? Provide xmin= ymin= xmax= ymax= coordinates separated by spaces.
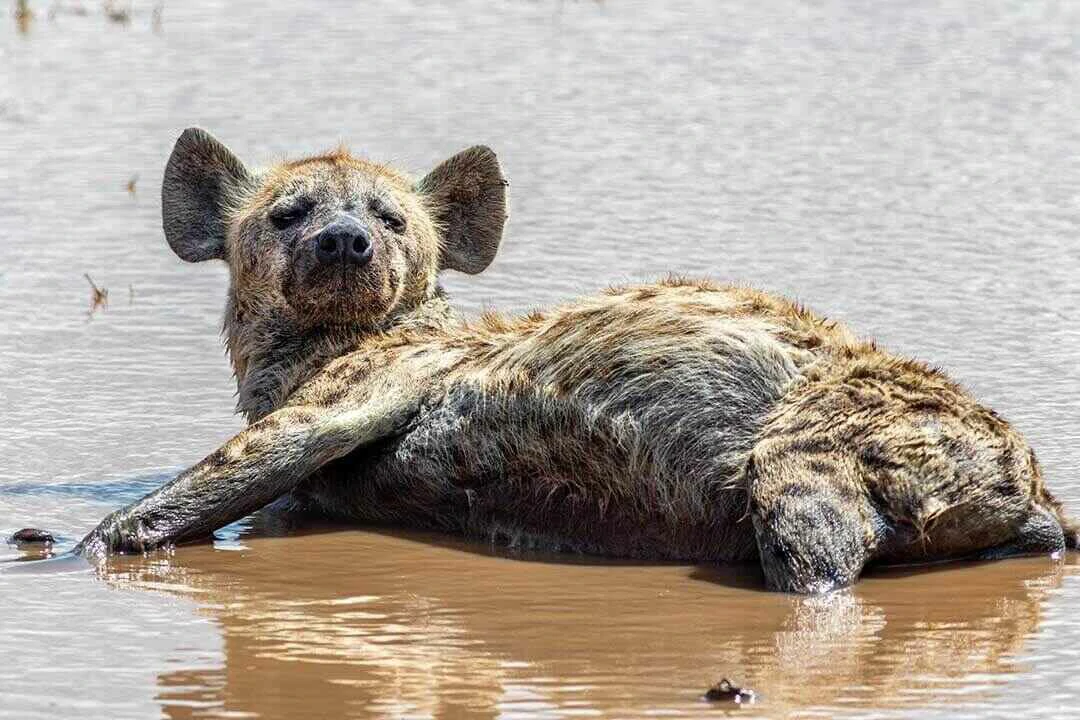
xmin=75 ymin=129 xmax=1076 ymax=594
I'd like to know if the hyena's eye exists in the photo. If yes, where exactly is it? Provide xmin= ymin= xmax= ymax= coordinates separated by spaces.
xmin=378 ymin=211 xmax=407 ymax=234
xmin=268 ymin=199 xmax=314 ymax=230
xmin=370 ymin=199 xmax=407 ymax=233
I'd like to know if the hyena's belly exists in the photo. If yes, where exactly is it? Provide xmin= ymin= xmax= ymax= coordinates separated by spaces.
xmin=311 ymin=327 xmax=810 ymax=561
xmin=307 ymin=397 xmax=745 ymax=561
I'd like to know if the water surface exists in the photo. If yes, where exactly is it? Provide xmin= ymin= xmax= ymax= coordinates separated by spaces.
xmin=2 ymin=1 xmax=1080 ymax=717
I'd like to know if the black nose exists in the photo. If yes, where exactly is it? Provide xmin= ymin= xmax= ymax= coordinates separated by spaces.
xmin=313 ymin=216 xmax=373 ymax=267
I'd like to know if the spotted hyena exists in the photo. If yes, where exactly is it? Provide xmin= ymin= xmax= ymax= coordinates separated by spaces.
xmin=66 ymin=128 xmax=1075 ymax=593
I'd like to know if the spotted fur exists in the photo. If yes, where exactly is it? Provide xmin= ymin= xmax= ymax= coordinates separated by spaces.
xmin=76 ymin=129 xmax=1076 ymax=593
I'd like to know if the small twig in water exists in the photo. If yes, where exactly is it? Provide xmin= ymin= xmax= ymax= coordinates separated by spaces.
xmin=85 ymin=273 xmax=109 ymax=314
xmin=15 ymin=0 xmax=34 ymax=33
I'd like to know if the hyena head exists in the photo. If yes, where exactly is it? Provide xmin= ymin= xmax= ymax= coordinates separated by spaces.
xmin=163 ymin=128 xmax=507 ymax=330
xmin=160 ymin=128 xmax=507 ymax=412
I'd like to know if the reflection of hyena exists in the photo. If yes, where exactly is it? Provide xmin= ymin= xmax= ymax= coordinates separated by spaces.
xmin=73 ymin=128 xmax=1077 ymax=593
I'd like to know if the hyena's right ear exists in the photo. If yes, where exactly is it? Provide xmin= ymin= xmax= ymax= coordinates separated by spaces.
xmin=417 ymin=145 xmax=508 ymax=275
xmin=162 ymin=128 xmax=252 ymax=263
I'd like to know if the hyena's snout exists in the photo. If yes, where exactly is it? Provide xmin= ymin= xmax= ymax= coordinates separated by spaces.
xmin=311 ymin=214 xmax=373 ymax=268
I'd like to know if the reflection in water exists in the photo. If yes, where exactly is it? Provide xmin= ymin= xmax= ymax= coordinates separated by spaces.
xmin=97 ymin=530 xmax=1072 ymax=719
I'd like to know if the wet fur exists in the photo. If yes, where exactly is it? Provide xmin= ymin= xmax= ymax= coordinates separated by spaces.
xmin=75 ymin=130 xmax=1076 ymax=593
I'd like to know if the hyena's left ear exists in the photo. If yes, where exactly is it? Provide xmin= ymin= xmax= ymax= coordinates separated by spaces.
xmin=162 ymin=127 xmax=252 ymax=263
xmin=417 ymin=146 xmax=508 ymax=274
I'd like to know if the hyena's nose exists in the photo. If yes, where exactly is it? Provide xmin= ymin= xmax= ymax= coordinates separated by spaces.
xmin=313 ymin=216 xmax=373 ymax=267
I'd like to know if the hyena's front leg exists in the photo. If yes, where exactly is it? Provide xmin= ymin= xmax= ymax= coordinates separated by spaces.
xmin=76 ymin=390 xmax=421 ymax=558
xmin=747 ymin=442 xmax=882 ymax=594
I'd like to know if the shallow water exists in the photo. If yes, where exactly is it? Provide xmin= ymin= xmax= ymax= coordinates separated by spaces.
xmin=2 ymin=0 xmax=1080 ymax=718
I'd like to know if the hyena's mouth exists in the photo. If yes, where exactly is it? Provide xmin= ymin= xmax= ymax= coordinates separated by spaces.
xmin=303 ymin=262 xmax=379 ymax=300
xmin=283 ymin=257 xmax=395 ymax=328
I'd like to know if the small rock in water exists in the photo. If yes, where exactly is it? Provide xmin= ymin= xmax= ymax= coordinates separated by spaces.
xmin=10 ymin=528 xmax=55 ymax=544
xmin=704 ymin=678 xmax=756 ymax=705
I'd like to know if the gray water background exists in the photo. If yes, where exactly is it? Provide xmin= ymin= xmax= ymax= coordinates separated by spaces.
xmin=1 ymin=0 xmax=1079 ymax=717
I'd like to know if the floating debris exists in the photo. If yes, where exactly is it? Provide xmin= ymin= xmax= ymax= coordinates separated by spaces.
xmin=15 ymin=0 xmax=33 ymax=33
xmin=85 ymin=273 xmax=108 ymax=314
xmin=704 ymin=678 xmax=757 ymax=706
xmin=10 ymin=528 xmax=55 ymax=545
xmin=126 ymin=173 xmax=139 ymax=195
xmin=103 ymin=0 xmax=130 ymax=24
xmin=129 ymin=283 xmax=135 ymax=304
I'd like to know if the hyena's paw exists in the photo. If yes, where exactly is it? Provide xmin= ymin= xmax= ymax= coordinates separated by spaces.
xmin=976 ymin=506 xmax=1068 ymax=561
xmin=751 ymin=489 xmax=877 ymax=594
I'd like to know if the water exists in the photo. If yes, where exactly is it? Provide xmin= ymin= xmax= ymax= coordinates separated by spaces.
xmin=1 ymin=0 xmax=1079 ymax=717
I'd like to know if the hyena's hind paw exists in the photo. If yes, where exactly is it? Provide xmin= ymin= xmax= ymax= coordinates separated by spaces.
xmin=976 ymin=506 xmax=1074 ymax=561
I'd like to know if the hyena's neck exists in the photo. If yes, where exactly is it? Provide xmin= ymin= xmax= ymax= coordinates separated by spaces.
xmin=226 ymin=289 xmax=458 ymax=423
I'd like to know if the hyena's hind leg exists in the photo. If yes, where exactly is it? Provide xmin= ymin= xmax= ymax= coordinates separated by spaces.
xmin=865 ymin=424 xmax=1078 ymax=567
xmin=749 ymin=427 xmax=1078 ymax=593
xmin=745 ymin=357 xmax=1078 ymax=593
xmin=746 ymin=443 xmax=884 ymax=593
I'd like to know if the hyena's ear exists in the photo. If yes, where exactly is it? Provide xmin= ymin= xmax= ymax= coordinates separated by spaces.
xmin=417 ymin=146 xmax=508 ymax=274
xmin=162 ymin=128 xmax=252 ymax=263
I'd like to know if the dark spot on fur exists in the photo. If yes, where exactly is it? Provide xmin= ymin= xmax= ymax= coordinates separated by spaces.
xmin=784 ymin=437 xmax=835 ymax=455
xmin=858 ymin=441 xmax=899 ymax=471
xmin=321 ymin=387 xmax=350 ymax=406
xmin=993 ymin=473 xmax=1021 ymax=499
xmin=777 ymin=483 xmax=816 ymax=498
xmin=206 ymin=449 xmax=229 ymax=468
xmin=258 ymin=416 xmax=281 ymax=431
xmin=768 ymin=537 xmax=794 ymax=563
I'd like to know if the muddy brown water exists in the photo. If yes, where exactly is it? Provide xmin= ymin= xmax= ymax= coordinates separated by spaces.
xmin=2 ymin=1 xmax=1080 ymax=718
